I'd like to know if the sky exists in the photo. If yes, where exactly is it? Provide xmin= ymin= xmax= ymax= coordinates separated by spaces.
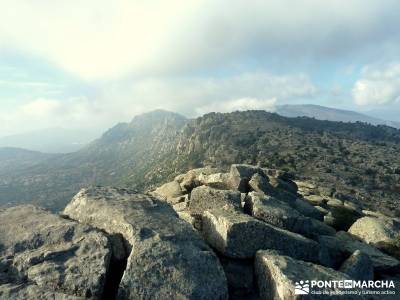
xmin=0 ymin=0 xmax=400 ymax=137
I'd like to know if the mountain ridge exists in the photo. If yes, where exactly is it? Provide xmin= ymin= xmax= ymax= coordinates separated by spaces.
xmin=1 ymin=105 xmax=398 ymax=154
xmin=0 ymin=109 xmax=399 ymax=216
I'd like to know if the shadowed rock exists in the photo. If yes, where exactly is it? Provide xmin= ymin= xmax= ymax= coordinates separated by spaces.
xmin=218 ymin=256 xmax=254 ymax=295
xmin=325 ymin=199 xmax=363 ymax=231
xmin=339 ymin=250 xmax=374 ymax=281
xmin=229 ymin=164 xmax=265 ymax=192
xmin=291 ymin=198 xmax=325 ymax=221
xmin=248 ymin=173 xmax=273 ymax=194
xmin=319 ymin=231 xmax=400 ymax=272
xmin=268 ymin=176 xmax=298 ymax=195
xmin=200 ymin=173 xmax=231 ymax=190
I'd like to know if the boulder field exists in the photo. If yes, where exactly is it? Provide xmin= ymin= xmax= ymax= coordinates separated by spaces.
xmin=1 ymin=164 xmax=399 ymax=299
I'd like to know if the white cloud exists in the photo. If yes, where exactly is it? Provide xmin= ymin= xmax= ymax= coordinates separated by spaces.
xmin=0 ymin=97 xmax=104 ymax=135
xmin=0 ymin=80 xmax=56 ymax=88
xmin=352 ymin=63 xmax=400 ymax=106
xmin=0 ymin=0 xmax=200 ymax=80
xmin=2 ymin=1 xmax=400 ymax=135
xmin=0 ymin=0 xmax=399 ymax=80
xmin=100 ymin=72 xmax=316 ymax=117
xmin=0 ymin=71 xmax=316 ymax=136
xmin=19 ymin=99 xmax=61 ymax=117
xmin=196 ymin=97 xmax=277 ymax=115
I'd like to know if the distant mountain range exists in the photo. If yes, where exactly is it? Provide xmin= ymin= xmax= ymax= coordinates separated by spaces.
xmin=276 ymin=104 xmax=400 ymax=129
xmin=0 ymin=105 xmax=398 ymax=154
xmin=0 ymin=109 xmax=399 ymax=217
xmin=0 ymin=127 xmax=101 ymax=153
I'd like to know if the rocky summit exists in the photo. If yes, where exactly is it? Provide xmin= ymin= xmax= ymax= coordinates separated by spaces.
xmin=1 ymin=164 xmax=400 ymax=299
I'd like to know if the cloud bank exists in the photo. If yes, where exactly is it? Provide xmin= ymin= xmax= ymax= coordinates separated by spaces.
xmin=0 ymin=72 xmax=316 ymax=135
xmin=1 ymin=0 xmax=400 ymax=136
xmin=352 ymin=63 xmax=400 ymax=106
xmin=1 ymin=0 xmax=399 ymax=80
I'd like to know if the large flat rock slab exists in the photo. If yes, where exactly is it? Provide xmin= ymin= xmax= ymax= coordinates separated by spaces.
xmin=189 ymin=186 xmax=241 ymax=215
xmin=255 ymin=250 xmax=352 ymax=300
xmin=63 ymin=187 xmax=228 ymax=300
xmin=348 ymin=216 xmax=400 ymax=259
xmin=0 ymin=205 xmax=111 ymax=299
xmin=0 ymin=283 xmax=83 ymax=300
xmin=200 ymin=172 xmax=231 ymax=190
xmin=201 ymin=208 xmax=320 ymax=261
xmin=245 ymin=192 xmax=335 ymax=239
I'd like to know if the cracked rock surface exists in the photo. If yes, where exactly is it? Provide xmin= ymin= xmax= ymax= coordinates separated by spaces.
xmin=0 ymin=205 xmax=111 ymax=299
xmin=63 ymin=187 xmax=228 ymax=300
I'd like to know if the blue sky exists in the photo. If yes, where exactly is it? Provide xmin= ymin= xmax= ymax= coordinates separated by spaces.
xmin=1 ymin=0 xmax=400 ymax=136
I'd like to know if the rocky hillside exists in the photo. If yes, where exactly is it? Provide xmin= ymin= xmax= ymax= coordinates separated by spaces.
xmin=0 ymin=110 xmax=187 ymax=211
xmin=0 ymin=147 xmax=55 ymax=176
xmin=166 ymin=111 xmax=400 ymax=217
xmin=1 ymin=164 xmax=399 ymax=299
xmin=1 ymin=110 xmax=400 ymax=217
